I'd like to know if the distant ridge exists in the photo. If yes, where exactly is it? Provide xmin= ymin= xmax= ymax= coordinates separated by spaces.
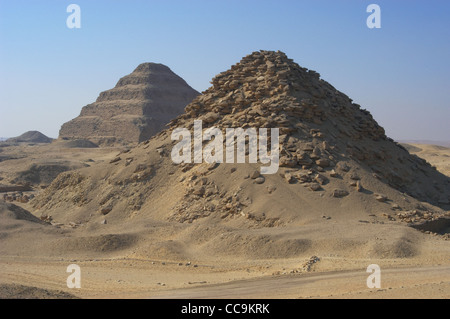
xmin=397 ymin=140 xmax=450 ymax=148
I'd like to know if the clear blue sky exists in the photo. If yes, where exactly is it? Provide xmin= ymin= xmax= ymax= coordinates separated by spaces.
xmin=1 ymin=0 xmax=449 ymax=141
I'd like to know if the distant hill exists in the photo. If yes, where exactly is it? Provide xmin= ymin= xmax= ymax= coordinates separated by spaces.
xmin=398 ymin=140 xmax=450 ymax=148
xmin=6 ymin=131 xmax=53 ymax=143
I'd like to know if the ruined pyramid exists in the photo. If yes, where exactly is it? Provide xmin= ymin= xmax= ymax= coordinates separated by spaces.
xmin=6 ymin=131 xmax=53 ymax=144
xmin=32 ymin=51 xmax=449 ymax=260
xmin=59 ymin=63 xmax=199 ymax=146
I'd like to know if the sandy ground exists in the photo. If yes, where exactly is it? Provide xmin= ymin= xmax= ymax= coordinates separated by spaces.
xmin=401 ymin=143 xmax=450 ymax=177
xmin=1 ymin=255 xmax=449 ymax=299
xmin=1 ymin=142 xmax=449 ymax=299
xmin=0 ymin=141 xmax=124 ymax=186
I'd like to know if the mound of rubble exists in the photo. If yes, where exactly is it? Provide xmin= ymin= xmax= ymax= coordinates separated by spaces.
xmin=34 ymin=50 xmax=449 ymax=234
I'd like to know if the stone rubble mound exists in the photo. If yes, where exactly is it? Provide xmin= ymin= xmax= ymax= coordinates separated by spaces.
xmin=34 ymin=51 xmax=449 ymax=232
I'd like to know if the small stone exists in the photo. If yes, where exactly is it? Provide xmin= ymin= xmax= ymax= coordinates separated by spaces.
xmin=279 ymin=156 xmax=297 ymax=168
xmin=109 ymin=156 xmax=121 ymax=164
xmin=125 ymin=158 xmax=133 ymax=166
xmin=207 ymin=163 xmax=219 ymax=170
xmin=330 ymin=169 xmax=338 ymax=177
xmin=316 ymin=158 xmax=330 ymax=168
xmin=375 ymin=194 xmax=388 ymax=202
xmin=266 ymin=185 xmax=277 ymax=193
xmin=333 ymin=189 xmax=349 ymax=198
xmin=100 ymin=207 xmax=112 ymax=215
xmin=284 ymin=173 xmax=295 ymax=184
xmin=309 ymin=183 xmax=321 ymax=191
xmin=314 ymin=174 xmax=328 ymax=185
xmin=296 ymin=173 xmax=312 ymax=183
xmin=100 ymin=219 xmax=107 ymax=224
xmin=255 ymin=176 xmax=265 ymax=184
xmin=193 ymin=186 xmax=205 ymax=196
xmin=356 ymin=181 xmax=363 ymax=192
xmin=337 ymin=162 xmax=350 ymax=172
xmin=203 ymin=112 xmax=219 ymax=123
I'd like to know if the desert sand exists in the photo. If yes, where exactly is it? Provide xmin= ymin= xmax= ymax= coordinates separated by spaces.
xmin=1 ymin=51 xmax=449 ymax=299
xmin=402 ymin=143 xmax=450 ymax=178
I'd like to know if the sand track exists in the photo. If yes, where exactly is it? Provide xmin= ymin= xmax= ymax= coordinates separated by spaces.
xmin=150 ymin=265 xmax=450 ymax=299
xmin=1 ymin=255 xmax=448 ymax=299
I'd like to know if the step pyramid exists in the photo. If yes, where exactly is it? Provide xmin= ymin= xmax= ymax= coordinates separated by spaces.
xmin=59 ymin=63 xmax=199 ymax=146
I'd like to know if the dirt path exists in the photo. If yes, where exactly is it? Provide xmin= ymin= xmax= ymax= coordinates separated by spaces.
xmin=149 ymin=265 xmax=450 ymax=299
xmin=1 ymin=255 xmax=449 ymax=299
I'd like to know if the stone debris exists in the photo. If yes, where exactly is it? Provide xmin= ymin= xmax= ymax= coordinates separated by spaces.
xmin=2 ymin=192 xmax=34 ymax=203
xmin=40 ymin=214 xmax=53 ymax=223
xmin=396 ymin=210 xmax=447 ymax=224
xmin=284 ymin=173 xmax=295 ymax=184
xmin=314 ymin=174 xmax=328 ymax=185
xmin=302 ymin=256 xmax=320 ymax=272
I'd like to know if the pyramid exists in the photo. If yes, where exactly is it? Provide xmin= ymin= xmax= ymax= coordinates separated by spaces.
xmin=167 ymin=50 xmax=449 ymax=207
xmin=59 ymin=63 xmax=199 ymax=146
xmin=32 ymin=51 xmax=449 ymax=260
xmin=7 ymin=131 xmax=53 ymax=143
